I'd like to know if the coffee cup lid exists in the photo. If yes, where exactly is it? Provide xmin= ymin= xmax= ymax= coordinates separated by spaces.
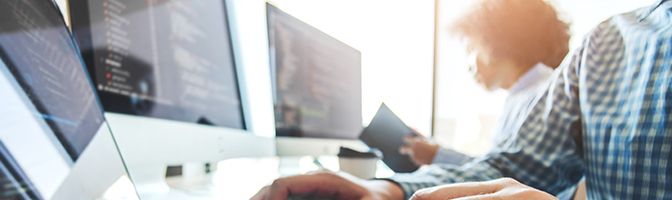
xmin=337 ymin=147 xmax=383 ymax=159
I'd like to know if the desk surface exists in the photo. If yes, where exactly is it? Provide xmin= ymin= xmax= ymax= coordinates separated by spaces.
xmin=151 ymin=156 xmax=394 ymax=199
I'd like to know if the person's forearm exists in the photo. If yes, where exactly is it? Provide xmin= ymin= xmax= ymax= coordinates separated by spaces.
xmin=432 ymin=147 xmax=473 ymax=165
xmin=364 ymin=180 xmax=405 ymax=200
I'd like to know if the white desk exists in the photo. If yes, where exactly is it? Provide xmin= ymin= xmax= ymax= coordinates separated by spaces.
xmin=138 ymin=156 xmax=394 ymax=199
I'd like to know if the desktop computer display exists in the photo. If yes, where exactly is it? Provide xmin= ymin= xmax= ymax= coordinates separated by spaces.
xmin=72 ymin=0 xmax=245 ymax=128
xmin=266 ymin=3 xmax=363 ymax=140
xmin=70 ymin=0 xmax=275 ymax=197
xmin=0 ymin=0 xmax=137 ymax=199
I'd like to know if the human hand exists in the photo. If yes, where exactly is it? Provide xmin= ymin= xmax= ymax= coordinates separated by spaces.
xmin=399 ymin=133 xmax=440 ymax=166
xmin=251 ymin=171 xmax=404 ymax=200
xmin=410 ymin=178 xmax=557 ymax=200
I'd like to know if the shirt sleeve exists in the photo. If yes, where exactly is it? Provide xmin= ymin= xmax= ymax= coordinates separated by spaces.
xmin=432 ymin=147 xmax=473 ymax=165
xmin=388 ymin=44 xmax=587 ymax=199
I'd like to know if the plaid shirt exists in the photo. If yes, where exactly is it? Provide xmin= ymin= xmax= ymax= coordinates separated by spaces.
xmin=390 ymin=1 xmax=672 ymax=199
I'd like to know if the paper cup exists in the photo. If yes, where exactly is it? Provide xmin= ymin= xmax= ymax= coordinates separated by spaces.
xmin=338 ymin=157 xmax=379 ymax=179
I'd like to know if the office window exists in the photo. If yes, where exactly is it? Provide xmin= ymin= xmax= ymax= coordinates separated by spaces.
xmin=433 ymin=0 xmax=656 ymax=156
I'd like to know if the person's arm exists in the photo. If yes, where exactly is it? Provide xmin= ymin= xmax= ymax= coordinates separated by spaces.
xmin=389 ymin=44 xmax=587 ymax=199
xmin=410 ymin=178 xmax=557 ymax=200
xmin=399 ymin=133 xmax=473 ymax=166
xmin=432 ymin=147 xmax=473 ymax=165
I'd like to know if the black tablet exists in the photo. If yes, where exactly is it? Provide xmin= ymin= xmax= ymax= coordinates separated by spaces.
xmin=359 ymin=103 xmax=419 ymax=173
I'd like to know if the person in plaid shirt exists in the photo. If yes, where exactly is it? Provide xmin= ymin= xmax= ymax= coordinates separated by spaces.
xmin=253 ymin=0 xmax=672 ymax=199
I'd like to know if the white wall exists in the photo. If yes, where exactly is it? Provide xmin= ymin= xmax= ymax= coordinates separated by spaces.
xmin=552 ymin=0 xmax=656 ymax=47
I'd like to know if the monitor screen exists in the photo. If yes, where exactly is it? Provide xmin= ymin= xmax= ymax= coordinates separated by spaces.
xmin=70 ymin=0 xmax=245 ymax=129
xmin=0 ymin=0 xmax=136 ymax=199
xmin=0 ymin=0 xmax=104 ymax=160
xmin=267 ymin=4 xmax=362 ymax=139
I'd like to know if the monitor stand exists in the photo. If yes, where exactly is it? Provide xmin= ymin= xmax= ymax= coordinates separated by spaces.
xmin=103 ymin=113 xmax=275 ymax=199
xmin=125 ymin=162 xmax=215 ymax=199
xmin=124 ymin=163 xmax=170 ymax=196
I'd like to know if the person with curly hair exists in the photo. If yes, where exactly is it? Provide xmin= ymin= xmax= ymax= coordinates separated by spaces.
xmin=399 ymin=0 xmax=571 ymax=168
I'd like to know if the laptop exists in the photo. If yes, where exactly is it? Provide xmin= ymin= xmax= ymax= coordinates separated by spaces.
xmin=0 ymin=0 xmax=138 ymax=199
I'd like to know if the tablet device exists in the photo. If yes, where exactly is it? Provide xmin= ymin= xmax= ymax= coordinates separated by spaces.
xmin=359 ymin=103 xmax=419 ymax=173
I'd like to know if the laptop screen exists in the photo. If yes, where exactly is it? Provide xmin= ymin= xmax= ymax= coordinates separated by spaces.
xmin=0 ymin=0 xmax=104 ymax=160
xmin=0 ymin=0 xmax=137 ymax=199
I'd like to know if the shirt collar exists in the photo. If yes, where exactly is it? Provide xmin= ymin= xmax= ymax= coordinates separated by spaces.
xmin=640 ymin=0 xmax=671 ymax=21
xmin=508 ymin=63 xmax=553 ymax=94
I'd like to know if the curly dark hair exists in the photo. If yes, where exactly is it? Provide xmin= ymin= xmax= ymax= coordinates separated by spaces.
xmin=450 ymin=0 xmax=570 ymax=69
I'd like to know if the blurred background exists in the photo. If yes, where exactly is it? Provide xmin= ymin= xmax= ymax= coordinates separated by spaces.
xmin=1 ymin=1 xmax=657 ymax=199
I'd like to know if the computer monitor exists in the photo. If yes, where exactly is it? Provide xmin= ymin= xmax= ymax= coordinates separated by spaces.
xmin=266 ymin=3 xmax=367 ymax=156
xmin=0 ymin=0 xmax=137 ymax=199
xmin=68 ymin=0 xmax=275 ymax=196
